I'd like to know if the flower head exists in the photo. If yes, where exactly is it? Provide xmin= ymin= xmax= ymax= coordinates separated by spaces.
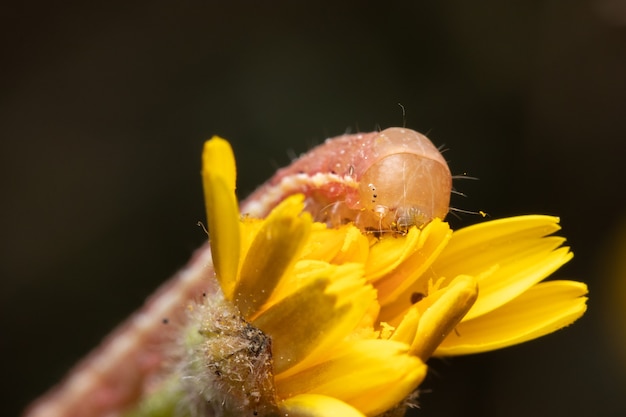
xmin=198 ymin=137 xmax=425 ymax=416
xmin=192 ymin=136 xmax=588 ymax=417
xmin=24 ymin=134 xmax=588 ymax=417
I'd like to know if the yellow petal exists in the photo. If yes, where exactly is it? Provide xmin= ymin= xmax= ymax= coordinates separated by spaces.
xmin=465 ymin=242 xmax=572 ymax=320
xmin=434 ymin=280 xmax=588 ymax=356
xmin=424 ymin=215 xmax=572 ymax=320
xmin=389 ymin=306 xmax=420 ymax=345
xmin=280 ymin=394 xmax=365 ymax=417
xmin=365 ymin=218 xmax=451 ymax=285
xmin=372 ymin=219 xmax=452 ymax=318
xmin=427 ymin=216 xmax=562 ymax=279
xmin=333 ymin=225 xmax=371 ymax=265
xmin=252 ymin=265 xmax=376 ymax=375
xmin=301 ymin=224 xmax=369 ymax=265
xmin=235 ymin=194 xmax=311 ymax=318
xmin=445 ymin=215 xmax=562 ymax=254
xmin=276 ymin=340 xmax=426 ymax=416
xmin=409 ymin=275 xmax=478 ymax=360
xmin=300 ymin=225 xmax=348 ymax=262
xmin=202 ymin=137 xmax=240 ymax=297
xmin=202 ymin=135 xmax=236 ymax=191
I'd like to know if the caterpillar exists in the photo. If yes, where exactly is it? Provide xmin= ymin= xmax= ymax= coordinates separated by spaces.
xmin=23 ymin=127 xmax=453 ymax=417
xmin=241 ymin=127 xmax=452 ymax=234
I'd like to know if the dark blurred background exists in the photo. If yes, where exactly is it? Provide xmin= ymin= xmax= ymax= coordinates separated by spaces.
xmin=2 ymin=1 xmax=626 ymax=416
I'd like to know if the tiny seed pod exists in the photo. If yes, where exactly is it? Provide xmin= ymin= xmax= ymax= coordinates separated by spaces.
xmin=241 ymin=127 xmax=452 ymax=234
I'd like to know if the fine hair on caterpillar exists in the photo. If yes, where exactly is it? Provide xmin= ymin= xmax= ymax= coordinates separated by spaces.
xmin=447 ymin=174 xmax=486 ymax=221
xmin=241 ymin=127 xmax=453 ymax=235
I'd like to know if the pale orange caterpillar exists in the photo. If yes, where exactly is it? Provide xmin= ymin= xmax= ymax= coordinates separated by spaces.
xmin=23 ymin=127 xmax=453 ymax=417
xmin=242 ymin=127 xmax=452 ymax=234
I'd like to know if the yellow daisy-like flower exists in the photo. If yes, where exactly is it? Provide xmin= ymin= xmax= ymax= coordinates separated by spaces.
xmin=193 ymin=136 xmax=587 ymax=417
xmin=199 ymin=137 xmax=424 ymax=417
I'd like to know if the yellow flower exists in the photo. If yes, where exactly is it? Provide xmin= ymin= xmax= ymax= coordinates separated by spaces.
xmin=200 ymin=137 xmax=425 ymax=417
xmin=198 ymin=136 xmax=588 ymax=417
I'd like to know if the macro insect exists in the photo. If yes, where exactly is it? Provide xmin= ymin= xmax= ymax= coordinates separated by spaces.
xmin=23 ymin=127 xmax=452 ymax=417
xmin=241 ymin=127 xmax=452 ymax=234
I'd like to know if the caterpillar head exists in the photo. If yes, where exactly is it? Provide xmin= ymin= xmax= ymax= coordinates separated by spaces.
xmin=354 ymin=128 xmax=452 ymax=233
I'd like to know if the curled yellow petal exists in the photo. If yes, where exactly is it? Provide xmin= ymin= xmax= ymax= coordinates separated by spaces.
xmin=410 ymin=275 xmax=478 ymax=360
xmin=435 ymin=280 xmax=588 ymax=355
xmin=202 ymin=137 xmax=240 ymax=298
